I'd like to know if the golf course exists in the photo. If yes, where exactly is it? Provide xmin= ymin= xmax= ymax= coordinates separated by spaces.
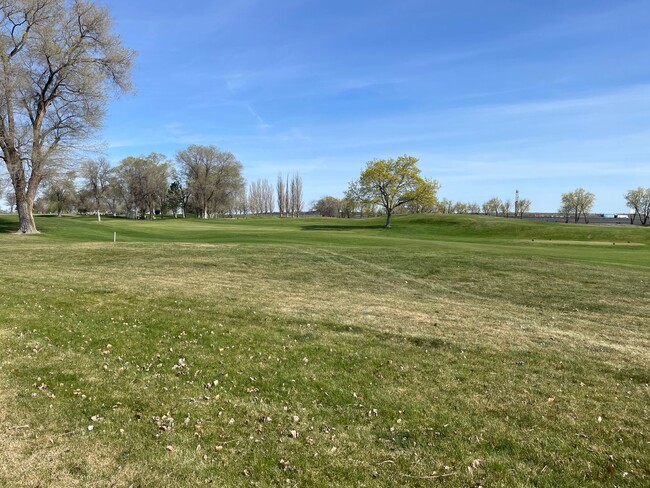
xmin=0 ymin=214 xmax=648 ymax=487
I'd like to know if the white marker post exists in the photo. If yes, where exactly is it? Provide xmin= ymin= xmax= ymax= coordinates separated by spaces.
xmin=113 ymin=232 xmax=116 ymax=243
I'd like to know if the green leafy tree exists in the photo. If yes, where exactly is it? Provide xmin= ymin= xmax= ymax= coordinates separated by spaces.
xmin=483 ymin=197 xmax=501 ymax=216
xmin=356 ymin=155 xmax=438 ymax=227
xmin=624 ymin=187 xmax=650 ymax=225
xmin=43 ymin=172 xmax=77 ymax=216
xmin=167 ymin=181 xmax=185 ymax=218
xmin=314 ymin=196 xmax=341 ymax=217
xmin=113 ymin=154 xmax=170 ymax=219
xmin=517 ymin=199 xmax=531 ymax=218
xmin=176 ymin=145 xmax=243 ymax=219
xmin=560 ymin=188 xmax=595 ymax=223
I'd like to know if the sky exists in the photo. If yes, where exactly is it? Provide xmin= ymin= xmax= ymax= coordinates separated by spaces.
xmin=99 ymin=0 xmax=650 ymax=212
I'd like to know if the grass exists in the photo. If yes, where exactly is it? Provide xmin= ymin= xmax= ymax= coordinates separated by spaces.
xmin=0 ymin=213 xmax=648 ymax=487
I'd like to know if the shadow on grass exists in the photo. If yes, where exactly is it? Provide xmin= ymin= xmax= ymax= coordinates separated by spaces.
xmin=300 ymin=224 xmax=385 ymax=231
xmin=0 ymin=218 xmax=18 ymax=233
xmin=324 ymin=322 xmax=446 ymax=350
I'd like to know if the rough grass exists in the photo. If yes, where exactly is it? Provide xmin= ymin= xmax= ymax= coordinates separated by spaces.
xmin=0 ymin=214 xmax=648 ymax=487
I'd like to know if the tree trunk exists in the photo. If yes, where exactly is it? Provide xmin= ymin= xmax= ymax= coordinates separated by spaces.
xmin=385 ymin=209 xmax=392 ymax=228
xmin=16 ymin=196 xmax=39 ymax=234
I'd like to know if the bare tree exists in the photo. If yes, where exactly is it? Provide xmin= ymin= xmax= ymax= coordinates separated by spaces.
xmin=289 ymin=173 xmax=303 ymax=217
xmin=246 ymin=179 xmax=274 ymax=216
xmin=5 ymin=188 xmax=16 ymax=212
xmin=81 ymin=157 xmax=111 ymax=221
xmin=248 ymin=180 xmax=260 ymax=215
xmin=276 ymin=173 xmax=286 ymax=217
xmin=0 ymin=0 xmax=134 ymax=233
xmin=285 ymin=175 xmax=291 ymax=217
xmin=261 ymin=179 xmax=274 ymax=215
xmin=234 ymin=185 xmax=248 ymax=216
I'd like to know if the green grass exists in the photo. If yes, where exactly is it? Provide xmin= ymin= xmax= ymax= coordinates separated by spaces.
xmin=0 ymin=213 xmax=648 ymax=487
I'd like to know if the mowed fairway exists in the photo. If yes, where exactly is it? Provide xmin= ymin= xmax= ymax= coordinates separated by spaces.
xmin=0 ymin=214 xmax=648 ymax=487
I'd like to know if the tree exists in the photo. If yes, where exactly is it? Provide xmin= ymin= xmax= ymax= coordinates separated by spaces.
xmin=559 ymin=192 xmax=574 ymax=223
xmin=499 ymin=199 xmax=512 ymax=218
xmin=405 ymin=178 xmax=439 ymax=213
xmin=113 ymin=154 xmax=169 ymax=219
xmin=453 ymin=202 xmax=468 ymax=214
xmin=167 ymin=181 xmax=184 ymax=218
xmin=343 ymin=181 xmax=362 ymax=218
xmin=560 ymin=188 xmax=594 ymax=223
xmin=104 ymin=176 xmax=123 ymax=215
xmin=81 ymin=158 xmax=111 ymax=221
xmin=356 ymin=155 xmax=438 ymax=227
xmin=517 ymin=199 xmax=531 ymax=218
xmin=234 ymin=185 xmax=248 ymax=216
xmin=5 ymin=189 xmax=16 ymax=212
xmin=467 ymin=202 xmax=481 ymax=214
xmin=43 ymin=171 xmax=77 ymax=215
xmin=314 ymin=196 xmax=340 ymax=217
xmin=176 ymin=145 xmax=243 ymax=219
xmin=435 ymin=198 xmax=453 ymax=214
xmin=142 ymin=154 xmax=170 ymax=219
xmin=0 ymin=0 xmax=134 ymax=233
xmin=483 ymin=197 xmax=501 ymax=216
xmin=624 ymin=188 xmax=650 ymax=225
xmin=288 ymin=173 xmax=303 ymax=217
xmin=276 ymin=173 xmax=287 ymax=217
xmin=167 ymin=169 xmax=190 ymax=218
xmin=248 ymin=179 xmax=274 ymax=216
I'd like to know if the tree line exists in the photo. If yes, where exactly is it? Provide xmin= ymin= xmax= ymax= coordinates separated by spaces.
xmin=1 ymin=2 xmax=648 ymax=232
xmin=313 ymin=164 xmax=650 ymax=226
xmin=313 ymin=158 xmax=532 ymax=225
xmin=0 ymin=145 xmax=305 ymax=220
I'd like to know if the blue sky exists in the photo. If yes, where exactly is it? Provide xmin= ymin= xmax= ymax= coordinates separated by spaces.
xmin=100 ymin=0 xmax=650 ymax=212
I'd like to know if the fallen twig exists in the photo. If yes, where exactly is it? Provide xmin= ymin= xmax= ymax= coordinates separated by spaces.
xmin=402 ymin=473 xmax=457 ymax=479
